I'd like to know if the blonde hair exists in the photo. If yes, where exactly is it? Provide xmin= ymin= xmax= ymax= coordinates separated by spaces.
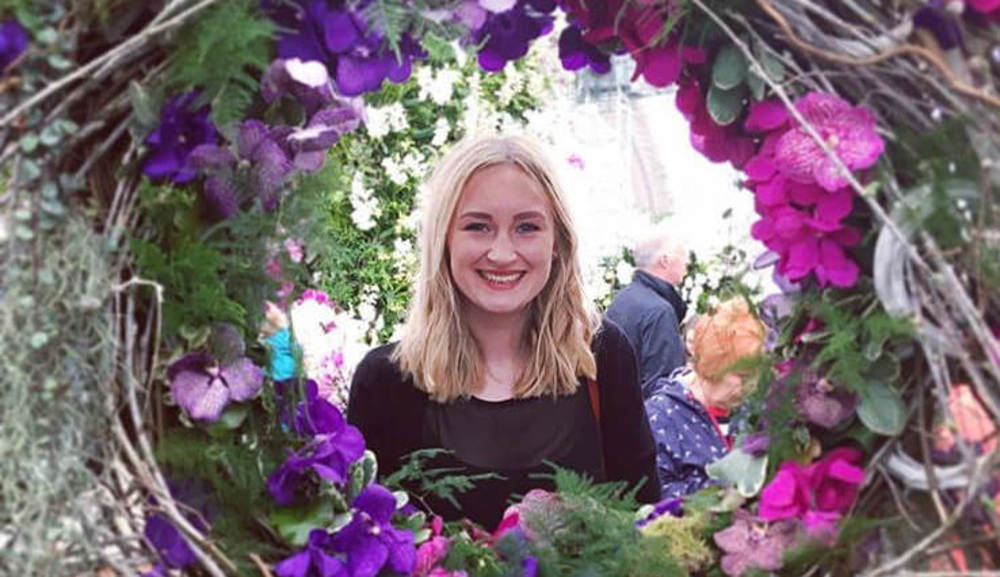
xmin=690 ymin=298 xmax=766 ymax=386
xmin=393 ymin=134 xmax=598 ymax=402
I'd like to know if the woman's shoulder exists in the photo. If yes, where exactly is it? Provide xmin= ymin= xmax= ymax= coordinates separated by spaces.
xmin=353 ymin=342 xmax=408 ymax=390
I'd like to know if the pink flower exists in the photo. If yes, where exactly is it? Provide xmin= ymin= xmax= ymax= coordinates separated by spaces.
xmin=284 ymin=237 xmax=305 ymax=263
xmin=968 ymin=0 xmax=1000 ymax=14
xmin=714 ymin=509 xmax=797 ymax=577
xmin=774 ymin=92 xmax=884 ymax=192
xmin=759 ymin=462 xmax=811 ymax=522
xmin=808 ymin=447 xmax=865 ymax=514
xmin=414 ymin=517 xmax=452 ymax=577
xmin=677 ymin=79 xmax=754 ymax=169
xmin=759 ymin=448 xmax=866 ymax=536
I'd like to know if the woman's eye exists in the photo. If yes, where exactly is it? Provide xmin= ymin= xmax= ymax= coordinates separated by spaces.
xmin=462 ymin=222 xmax=488 ymax=232
xmin=517 ymin=222 xmax=541 ymax=233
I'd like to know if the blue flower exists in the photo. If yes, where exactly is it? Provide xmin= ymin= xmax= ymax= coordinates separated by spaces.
xmin=0 ymin=18 xmax=28 ymax=73
xmin=142 ymin=92 xmax=218 ymax=184
xmin=332 ymin=485 xmax=416 ymax=577
xmin=275 ymin=529 xmax=347 ymax=577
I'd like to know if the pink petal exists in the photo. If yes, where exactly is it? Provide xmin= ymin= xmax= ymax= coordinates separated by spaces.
xmin=787 ymin=181 xmax=824 ymax=205
xmin=170 ymin=370 xmax=211 ymax=417
xmin=814 ymin=156 xmax=850 ymax=192
xmin=784 ymin=238 xmax=820 ymax=281
xmin=816 ymin=239 xmax=859 ymax=287
xmin=755 ymin=177 xmax=789 ymax=206
xmin=814 ymin=189 xmax=854 ymax=223
xmin=744 ymin=99 xmax=789 ymax=132
xmin=640 ymin=44 xmax=684 ymax=87
xmin=727 ymin=136 xmax=756 ymax=169
xmin=478 ymin=0 xmax=516 ymax=12
xmin=744 ymin=154 xmax=777 ymax=181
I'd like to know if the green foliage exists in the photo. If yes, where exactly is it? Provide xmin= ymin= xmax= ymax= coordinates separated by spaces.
xmin=383 ymin=449 xmax=502 ymax=512
xmin=165 ymin=0 xmax=274 ymax=125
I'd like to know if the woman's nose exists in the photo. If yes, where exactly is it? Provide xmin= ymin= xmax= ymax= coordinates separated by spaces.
xmin=487 ymin=234 xmax=516 ymax=263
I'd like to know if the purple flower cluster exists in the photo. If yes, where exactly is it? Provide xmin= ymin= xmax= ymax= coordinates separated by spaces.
xmin=264 ymin=0 xmax=425 ymax=96
xmin=744 ymin=93 xmax=884 ymax=288
xmin=0 ymin=18 xmax=28 ymax=73
xmin=186 ymin=58 xmax=362 ymax=217
xmin=676 ymin=78 xmax=754 ymax=169
xmin=142 ymin=92 xmax=219 ymax=185
xmin=472 ymin=0 xmax=556 ymax=72
xmin=275 ymin=485 xmax=415 ymax=577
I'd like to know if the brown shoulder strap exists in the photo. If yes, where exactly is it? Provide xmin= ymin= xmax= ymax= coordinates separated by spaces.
xmin=586 ymin=378 xmax=601 ymax=424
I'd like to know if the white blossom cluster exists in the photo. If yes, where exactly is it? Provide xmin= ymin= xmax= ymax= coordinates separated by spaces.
xmin=354 ymin=284 xmax=385 ymax=341
xmin=364 ymin=102 xmax=409 ymax=139
xmin=349 ymin=172 xmax=380 ymax=231
xmin=381 ymin=150 xmax=428 ymax=186
xmin=496 ymin=65 xmax=523 ymax=106
xmin=415 ymin=66 xmax=461 ymax=106
xmin=431 ymin=117 xmax=451 ymax=147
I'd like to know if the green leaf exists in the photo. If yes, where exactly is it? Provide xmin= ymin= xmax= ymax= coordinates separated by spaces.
xmin=19 ymin=159 xmax=42 ymax=182
xmin=37 ymin=27 xmax=59 ymax=45
xmin=40 ymin=199 xmax=65 ymax=216
xmin=41 ymin=181 xmax=59 ymax=199
xmin=747 ymin=70 xmax=765 ymax=100
xmin=706 ymin=449 xmax=768 ymax=497
xmin=712 ymin=45 xmax=747 ymax=90
xmin=30 ymin=332 xmax=50 ymax=349
xmin=15 ymin=225 xmax=34 ymax=240
xmin=39 ymin=123 xmax=62 ymax=147
xmin=20 ymin=133 xmax=39 ymax=153
xmin=47 ymin=53 xmax=73 ymax=70
xmin=857 ymin=380 xmax=906 ymax=436
xmin=760 ymin=50 xmax=785 ymax=83
xmin=214 ymin=403 xmax=250 ymax=431
xmin=129 ymin=82 xmax=159 ymax=127
xmin=271 ymin=500 xmax=335 ymax=547
xmin=706 ymin=84 xmax=746 ymax=126
xmin=421 ymin=31 xmax=456 ymax=64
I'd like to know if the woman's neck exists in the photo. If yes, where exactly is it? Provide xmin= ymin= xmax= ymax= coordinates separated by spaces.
xmin=684 ymin=371 xmax=711 ymax=407
xmin=465 ymin=307 xmax=530 ymax=401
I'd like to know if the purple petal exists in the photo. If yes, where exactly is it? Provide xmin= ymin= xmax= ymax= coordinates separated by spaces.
xmin=188 ymin=144 xmax=236 ymax=171
xmin=346 ymin=535 xmax=388 ymax=577
xmin=384 ymin=528 xmax=416 ymax=574
xmin=354 ymin=485 xmax=397 ymax=525
xmin=237 ymin=120 xmax=270 ymax=160
xmin=456 ymin=1 xmax=488 ymax=29
xmin=219 ymin=357 xmax=263 ymax=401
xmin=275 ymin=549 xmax=313 ymax=577
xmin=324 ymin=10 xmax=362 ymax=54
xmin=190 ymin=379 xmax=231 ymax=421
xmin=294 ymin=150 xmax=326 ymax=172
xmin=142 ymin=149 xmax=183 ymax=180
xmin=744 ymin=99 xmax=789 ymax=132
xmin=203 ymin=175 xmax=240 ymax=219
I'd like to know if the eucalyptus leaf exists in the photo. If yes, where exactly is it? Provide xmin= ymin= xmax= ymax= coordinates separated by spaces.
xmin=19 ymin=159 xmax=42 ymax=182
xmin=30 ymin=332 xmax=50 ymax=349
xmin=760 ymin=50 xmax=785 ymax=82
xmin=40 ymin=199 xmax=65 ymax=216
xmin=857 ymin=380 xmax=906 ymax=436
xmin=41 ymin=181 xmax=59 ymax=199
xmin=20 ymin=133 xmax=39 ymax=153
xmin=216 ymin=403 xmax=250 ymax=430
xmin=747 ymin=70 xmax=765 ymax=100
xmin=270 ymin=500 xmax=335 ymax=547
xmin=14 ymin=208 xmax=32 ymax=221
xmin=47 ymin=54 xmax=73 ymax=70
xmin=129 ymin=81 xmax=159 ymax=127
xmin=707 ymin=84 xmax=746 ymax=126
xmin=327 ymin=511 xmax=353 ymax=533
xmin=706 ymin=450 xmax=768 ymax=497
xmin=712 ymin=45 xmax=747 ymax=90
xmin=40 ymin=124 xmax=62 ymax=147
xmin=15 ymin=225 xmax=34 ymax=240
xmin=37 ymin=27 xmax=59 ymax=45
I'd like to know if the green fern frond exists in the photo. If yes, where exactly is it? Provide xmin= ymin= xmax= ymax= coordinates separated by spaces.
xmin=165 ymin=0 xmax=275 ymax=126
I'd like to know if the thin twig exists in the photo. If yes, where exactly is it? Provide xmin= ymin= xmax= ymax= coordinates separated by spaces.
xmin=755 ymin=0 xmax=1000 ymax=110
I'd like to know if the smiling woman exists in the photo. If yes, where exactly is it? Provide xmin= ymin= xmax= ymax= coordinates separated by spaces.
xmin=346 ymin=135 xmax=660 ymax=528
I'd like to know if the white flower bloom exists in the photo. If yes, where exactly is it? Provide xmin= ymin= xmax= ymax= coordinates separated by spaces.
xmin=382 ymin=156 xmax=409 ymax=186
xmin=402 ymin=151 xmax=427 ymax=179
xmin=386 ymin=103 xmax=408 ymax=133
xmin=428 ymin=69 xmax=460 ymax=105
xmin=285 ymin=58 xmax=329 ymax=87
xmin=431 ymin=117 xmax=450 ymax=147
xmin=393 ymin=238 xmax=413 ymax=258
xmin=357 ymin=301 xmax=378 ymax=324
xmin=351 ymin=202 xmax=379 ymax=231
xmin=615 ymin=260 xmax=634 ymax=286
xmin=497 ymin=66 xmax=522 ymax=106
xmin=365 ymin=107 xmax=390 ymax=139
xmin=415 ymin=67 xmax=435 ymax=101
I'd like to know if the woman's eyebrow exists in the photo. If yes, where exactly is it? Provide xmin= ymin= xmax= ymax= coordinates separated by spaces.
xmin=514 ymin=210 xmax=547 ymax=220
xmin=458 ymin=211 xmax=493 ymax=220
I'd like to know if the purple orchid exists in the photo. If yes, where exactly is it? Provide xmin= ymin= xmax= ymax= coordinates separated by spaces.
xmin=774 ymin=92 xmax=884 ymax=192
xmin=0 ymin=18 xmax=28 ymax=73
xmin=472 ymin=0 xmax=555 ymax=72
xmin=636 ymin=497 xmax=683 ymax=528
xmin=713 ymin=509 xmax=797 ymax=577
xmin=167 ymin=329 xmax=263 ymax=421
xmin=275 ymin=529 xmax=347 ymax=577
xmin=677 ymin=78 xmax=754 ymax=169
xmin=557 ymin=24 xmax=610 ymax=74
xmin=267 ymin=407 xmax=366 ymax=506
xmin=262 ymin=57 xmax=338 ymax=115
xmin=142 ymin=92 xmax=219 ymax=184
xmin=264 ymin=0 xmax=424 ymax=96
xmin=144 ymin=514 xmax=198 ymax=570
xmin=332 ymin=484 xmax=416 ymax=577
xmin=795 ymin=373 xmax=859 ymax=429
xmin=740 ymin=432 xmax=771 ymax=457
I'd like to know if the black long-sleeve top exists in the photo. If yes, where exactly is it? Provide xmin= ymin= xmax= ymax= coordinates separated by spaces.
xmin=346 ymin=319 xmax=660 ymax=529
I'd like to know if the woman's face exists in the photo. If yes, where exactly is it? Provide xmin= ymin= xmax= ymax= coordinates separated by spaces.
xmin=447 ymin=163 xmax=556 ymax=323
xmin=705 ymin=373 xmax=747 ymax=409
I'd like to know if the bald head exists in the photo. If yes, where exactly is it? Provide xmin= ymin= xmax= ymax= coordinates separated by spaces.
xmin=631 ymin=231 xmax=687 ymax=285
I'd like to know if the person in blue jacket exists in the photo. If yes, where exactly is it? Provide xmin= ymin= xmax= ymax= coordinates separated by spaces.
xmin=644 ymin=297 xmax=766 ymax=498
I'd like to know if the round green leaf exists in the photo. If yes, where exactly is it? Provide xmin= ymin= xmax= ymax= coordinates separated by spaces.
xmin=271 ymin=501 xmax=335 ymax=547
xmin=707 ymin=84 xmax=746 ymax=126
xmin=712 ymin=45 xmax=748 ymax=90
xmin=857 ymin=380 xmax=906 ymax=436
xmin=20 ymin=133 xmax=39 ymax=153
xmin=30 ymin=332 xmax=50 ymax=349
xmin=706 ymin=449 xmax=768 ymax=497
xmin=747 ymin=70 xmax=766 ymax=100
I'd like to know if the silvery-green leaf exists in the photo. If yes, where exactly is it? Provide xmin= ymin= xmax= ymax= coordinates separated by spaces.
xmin=857 ymin=380 xmax=906 ymax=436
xmin=706 ymin=450 xmax=768 ymax=497
xmin=707 ymin=84 xmax=746 ymax=126
xmin=712 ymin=45 xmax=747 ymax=90
xmin=271 ymin=501 xmax=334 ymax=547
